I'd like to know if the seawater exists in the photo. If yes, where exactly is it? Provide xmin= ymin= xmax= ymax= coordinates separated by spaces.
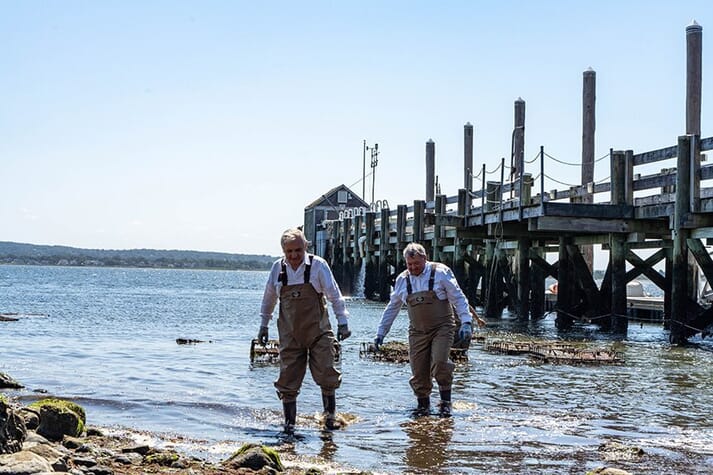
xmin=1 ymin=265 xmax=713 ymax=474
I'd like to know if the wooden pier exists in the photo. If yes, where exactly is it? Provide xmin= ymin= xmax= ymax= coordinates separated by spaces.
xmin=304 ymin=23 xmax=713 ymax=344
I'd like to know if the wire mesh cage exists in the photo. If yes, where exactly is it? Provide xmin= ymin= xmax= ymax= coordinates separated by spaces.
xmin=359 ymin=341 xmax=468 ymax=363
xmin=249 ymin=339 xmax=342 ymax=364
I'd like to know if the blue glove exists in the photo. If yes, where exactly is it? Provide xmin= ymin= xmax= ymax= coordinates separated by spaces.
xmin=459 ymin=322 xmax=473 ymax=342
xmin=373 ymin=335 xmax=384 ymax=350
xmin=337 ymin=324 xmax=351 ymax=341
xmin=257 ymin=326 xmax=268 ymax=345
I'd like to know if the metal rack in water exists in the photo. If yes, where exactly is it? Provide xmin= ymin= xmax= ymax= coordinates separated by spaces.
xmin=249 ymin=339 xmax=341 ymax=364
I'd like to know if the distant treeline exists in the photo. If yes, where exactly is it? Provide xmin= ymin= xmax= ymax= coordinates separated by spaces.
xmin=0 ymin=241 xmax=277 ymax=271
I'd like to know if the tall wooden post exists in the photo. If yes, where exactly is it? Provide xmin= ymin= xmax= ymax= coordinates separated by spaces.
xmin=685 ymin=22 xmax=703 ymax=307
xmin=483 ymin=241 xmax=497 ymax=319
xmin=341 ymin=218 xmax=352 ymax=295
xmin=671 ymin=135 xmax=693 ymax=343
xmin=625 ymin=150 xmax=634 ymax=205
xmin=364 ymin=212 xmax=377 ymax=300
xmin=330 ymin=219 xmax=341 ymax=269
xmin=426 ymin=139 xmax=436 ymax=206
xmin=433 ymin=195 xmax=446 ymax=263
xmin=610 ymin=235 xmax=627 ymax=333
xmin=555 ymin=235 xmax=574 ymax=329
xmin=512 ymin=98 xmax=526 ymax=192
xmin=396 ymin=204 xmax=407 ymax=272
xmin=457 ymin=189 xmax=468 ymax=216
xmin=464 ymin=122 xmax=474 ymax=192
xmin=379 ymin=207 xmax=391 ymax=302
xmin=609 ymin=150 xmax=628 ymax=333
xmin=353 ymin=214 xmax=363 ymax=261
xmin=581 ymin=68 xmax=596 ymax=271
xmin=413 ymin=200 xmax=425 ymax=243
xmin=686 ymin=21 xmax=702 ymax=137
xmin=530 ymin=243 xmax=546 ymax=319
xmin=517 ymin=237 xmax=531 ymax=320
xmin=485 ymin=182 xmax=500 ymax=212
xmin=664 ymin=246 xmax=673 ymax=329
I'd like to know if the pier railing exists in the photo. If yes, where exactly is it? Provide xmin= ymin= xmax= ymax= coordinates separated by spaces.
xmin=324 ymin=134 xmax=713 ymax=263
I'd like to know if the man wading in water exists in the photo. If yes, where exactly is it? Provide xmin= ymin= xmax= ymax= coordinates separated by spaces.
xmin=258 ymin=228 xmax=351 ymax=434
xmin=373 ymin=242 xmax=473 ymax=417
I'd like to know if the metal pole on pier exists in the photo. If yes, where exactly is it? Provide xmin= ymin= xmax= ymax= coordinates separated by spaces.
xmin=370 ymin=143 xmax=379 ymax=205
xmin=362 ymin=139 xmax=367 ymax=201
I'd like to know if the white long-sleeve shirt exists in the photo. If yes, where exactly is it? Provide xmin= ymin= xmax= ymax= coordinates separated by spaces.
xmin=260 ymin=254 xmax=349 ymax=327
xmin=376 ymin=261 xmax=471 ymax=338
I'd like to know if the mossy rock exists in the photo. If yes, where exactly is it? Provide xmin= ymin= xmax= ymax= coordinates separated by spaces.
xmin=28 ymin=398 xmax=86 ymax=424
xmin=145 ymin=451 xmax=180 ymax=466
xmin=28 ymin=398 xmax=86 ymax=440
xmin=225 ymin=443 xmax=284 ymax=472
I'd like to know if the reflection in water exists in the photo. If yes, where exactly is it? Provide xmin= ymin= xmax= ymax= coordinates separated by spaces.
xmin=318 ymin=431 xmax=338 ymax=460
xmin=402 ymin=416 xmax=454 ymax=472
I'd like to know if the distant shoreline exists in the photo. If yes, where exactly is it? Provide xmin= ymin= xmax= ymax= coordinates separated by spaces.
xmin=0 ymin=261 xmax=271 ymax=272
xmin=0 ymin=240 xmax=277 ymax=271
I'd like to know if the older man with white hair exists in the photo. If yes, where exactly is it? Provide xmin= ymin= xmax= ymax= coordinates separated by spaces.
xmin=258 ymin=227 xmax=351 ymax=434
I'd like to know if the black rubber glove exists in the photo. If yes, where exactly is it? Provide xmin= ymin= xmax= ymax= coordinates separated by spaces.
xmin=373 ymin=335 xmax=384 ymax=350
xmin=337 ymin=323 xmax=351 ymax=341
xmin=257 ymin=326 xmax=268 ymax=345
xmin=458 ymin=322 xmax=473 ymax=342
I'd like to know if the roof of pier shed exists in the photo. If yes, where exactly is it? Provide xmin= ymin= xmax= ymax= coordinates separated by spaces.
xmin=305 ymin=184 xmax=368 ymax=211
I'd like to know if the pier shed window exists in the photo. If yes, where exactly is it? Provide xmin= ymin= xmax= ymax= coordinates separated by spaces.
xmin=337 ymin=190 xmax=349 ymax=204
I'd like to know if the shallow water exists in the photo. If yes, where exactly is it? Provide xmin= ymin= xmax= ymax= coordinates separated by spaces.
xmin=1 ymin=265 xmax=713 ymax=474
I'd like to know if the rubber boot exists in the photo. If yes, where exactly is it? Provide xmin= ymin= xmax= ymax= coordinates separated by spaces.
xmin=414 ymin=397 xmax=431 ymax=417
xmin=438 ymin=389 xmax=452 ymax=417
xmin=283 ymin=401 xmax=296 ymax=435
xmin=322 ymin=393 xmax=338 ymax=430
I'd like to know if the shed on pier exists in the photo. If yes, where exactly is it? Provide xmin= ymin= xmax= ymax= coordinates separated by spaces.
xmin=304 ymin=184 xmax=368 ymax=256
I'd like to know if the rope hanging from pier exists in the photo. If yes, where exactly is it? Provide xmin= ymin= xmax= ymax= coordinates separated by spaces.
xmin=486 ymin=162 xmax=504 ymax=174
xmin=551 ymin=309 xmax=709 ymax=337
xmin=669 ymin=319 xmax=707 ymax=335
xmin=525 ymin=151 xmax=541 ymax=164
xmin=543 ymin=173 xmax=580 ymax=187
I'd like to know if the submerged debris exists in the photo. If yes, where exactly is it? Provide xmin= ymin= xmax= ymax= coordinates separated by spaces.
xmin=176 ymin=338 xmax=213 ymax=345
xmin=1 ymin=312 xmax=49 ymax=321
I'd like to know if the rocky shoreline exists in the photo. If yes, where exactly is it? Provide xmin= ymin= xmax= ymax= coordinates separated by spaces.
xmin=0 ymin=372 xmax=363 ymax=475
xmin=2 ymin=371 xmax=643 ymax=475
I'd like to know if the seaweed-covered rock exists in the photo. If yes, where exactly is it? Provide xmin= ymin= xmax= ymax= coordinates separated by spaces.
xmin=144 ymin=451 xmax=179 ymax=466
xmin=29 ymin=399 xmax=86 ymax=441
xmin=224 ymin=443 xmax=284 ymax=472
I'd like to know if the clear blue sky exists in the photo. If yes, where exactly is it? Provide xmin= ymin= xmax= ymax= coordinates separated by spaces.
xmin=1 ymin=1 xmax=710 ymax=256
